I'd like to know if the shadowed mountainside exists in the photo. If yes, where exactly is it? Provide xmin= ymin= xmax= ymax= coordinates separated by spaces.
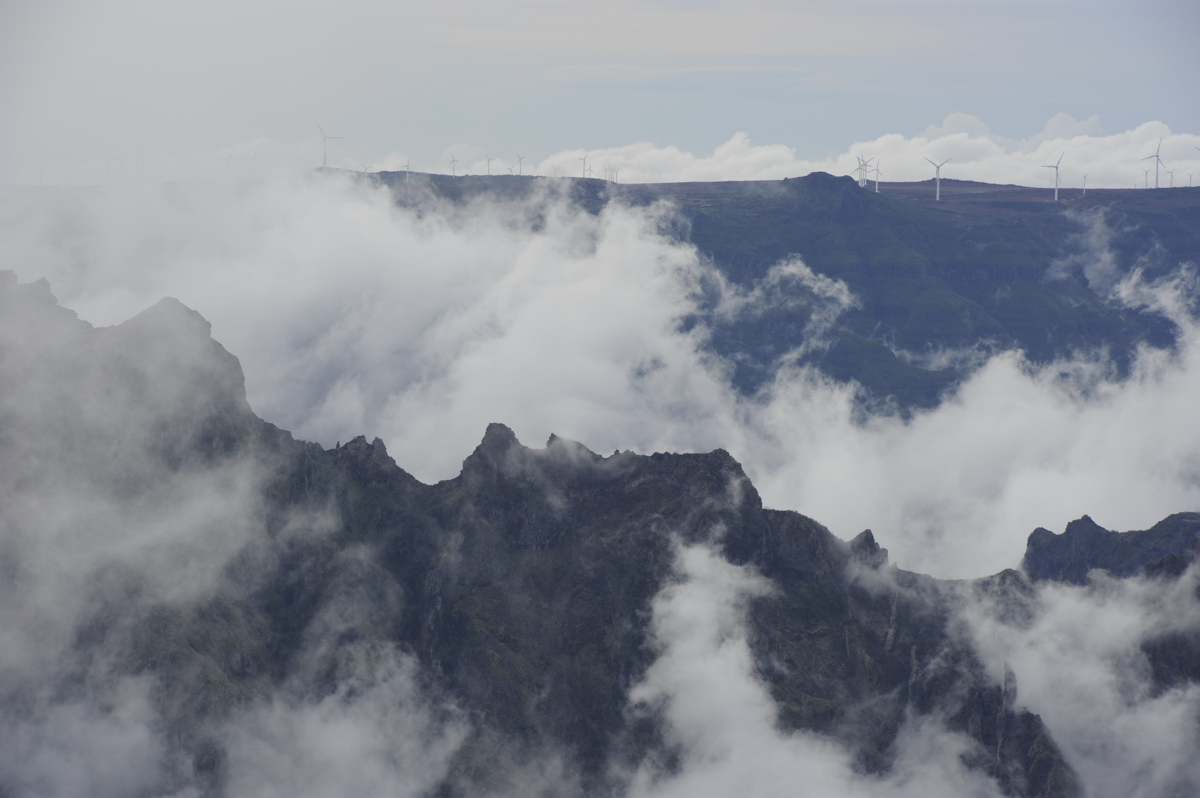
xmin=370 ymin=171 xmax=1200 ymax=409
xmin=9 ymin=273 xmax=1177 ymax=796
xmin=1022 ymin=512 xmax=1200 ymax=584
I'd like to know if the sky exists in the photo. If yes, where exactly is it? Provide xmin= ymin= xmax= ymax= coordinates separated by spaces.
xmin=2 ymin=0 xmax=1199 ymax=185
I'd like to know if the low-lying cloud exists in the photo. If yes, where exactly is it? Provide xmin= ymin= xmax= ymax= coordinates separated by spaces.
xmin=959 ymin=568 xmax=1200 ymax=797
xmin=530 ymin=114 xmax=1200 ymax=189
xmin=625 ymin=541 xmax=1006 ymax=798
xmin=4 ymin=170 xmax=1197 ymax=580
xmin=2 ymin=169 xmax=1200 ymax=795
xmin=12 ymin=114 xmax=1200 ymax=192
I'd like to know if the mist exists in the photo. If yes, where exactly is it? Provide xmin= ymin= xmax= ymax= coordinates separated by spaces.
xmin=959 ymin=567 xmax=1200 ymax=796
xmin=2 ymin=165 xmax=1199 ymax=796
xmin=3 ymin=171 xmax=1198 ymax=578
xmin=623 ymin=541 xmax=1006 ymax=798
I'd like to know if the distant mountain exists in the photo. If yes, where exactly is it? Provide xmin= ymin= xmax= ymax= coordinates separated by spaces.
xmin=1023 ymin=513 xmax=1200 ymax=584
xmin=372 ymin=171 xmax=1200 ymax=409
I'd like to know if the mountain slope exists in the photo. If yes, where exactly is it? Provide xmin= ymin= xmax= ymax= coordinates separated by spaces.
xmin=0 ymin=272 xmax=1120 ymax=797
xmin=374 ymin=172 xmax=1200 ymax=408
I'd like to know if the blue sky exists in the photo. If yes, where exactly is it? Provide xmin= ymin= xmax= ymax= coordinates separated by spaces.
xmin=2 ymin=0 xmax=1197 ymax=182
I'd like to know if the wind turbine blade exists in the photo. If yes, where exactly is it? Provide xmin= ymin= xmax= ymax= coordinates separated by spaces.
xmin=925 ymin=158 xmax=938 ymax=167
xmin=1056 ymin=153 xmax=1064 ymax=166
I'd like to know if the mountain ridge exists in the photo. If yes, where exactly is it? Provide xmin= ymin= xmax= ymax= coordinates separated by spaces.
xmin=3 ymin=272 xmax=1198 ymax=796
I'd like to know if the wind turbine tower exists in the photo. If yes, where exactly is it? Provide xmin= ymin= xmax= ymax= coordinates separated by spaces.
xmin=854 ymin=155 xmax=873 ymax=188
xmin=578 ymin=154 xmax=588 ymax=178
xmin=873 ymin=160 xmax=882 ymax=193
xmin=450 ymin=155 xmax=458 ymax=176
xmin=316 ymin=123 xmax=341 ymax=169
xmin=1042 ymin=152 xmax=1064 ymax=201
xmin=925 ymin=157 xmax=951 ymax=201
xmin=1142 ymin=139 xmax=1164 ymax=189
xmin=516 ymin=154 xmax=524 ymax=176
xmin=1143 ymin=168 xmax=1150 ymax=189
xmin=485 ymin=155 xmax=493 ymax=176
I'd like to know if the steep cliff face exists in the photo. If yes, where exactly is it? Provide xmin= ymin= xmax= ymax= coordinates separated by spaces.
xmin=248 ymin=423 xmax=1078 ymax=796
xmin=12 ymin=272 xmax=1200 ymax=797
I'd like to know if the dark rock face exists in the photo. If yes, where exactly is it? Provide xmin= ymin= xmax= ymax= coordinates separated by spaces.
xmin=21 ymin=272 xmax=1200 ymax=798
xmin=1022 ymin=513 xmax=1200 ymax=584
xmin=261 ymin=424 xmax=1078 ymax=797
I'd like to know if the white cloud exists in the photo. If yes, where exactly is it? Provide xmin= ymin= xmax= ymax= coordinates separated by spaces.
xmin=3 ymin=163 xmax=1200 ymax=796
xmin=625 ymin=541 xmax=1005 ymax=798
xmin=958 ymin=568 xmax=1200 ymax=797
xmin=530 ymin=115 xmax=1200 ymax=188
xmin=3 ymin=165 xmax=1199 ymax=587
xmin=224 ymin=644 xmax=465 ymax=798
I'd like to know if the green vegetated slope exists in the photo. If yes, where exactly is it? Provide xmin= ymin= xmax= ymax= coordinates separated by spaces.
xmin=377 ymin=171 xmax=1200 ymax=408
xmin=13 ymin=273 xmax=1200 ymax=797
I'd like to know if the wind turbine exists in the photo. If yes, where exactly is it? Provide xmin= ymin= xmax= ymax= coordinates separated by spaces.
xmin=403 ymin=160 xmax=411 ymax=182
xmin=450 ymin=155 xmax=458 ymax=176
xmin=485 ymin=155 xmax=493 ymax=176
xmin=612 ymin=167 xmax=620 ymax=184
xmin=516 ymin=154 xmax=524 ymax=175
xmin=1167 ymin=168 xmax=1175 ymax=188
xmin=1189 ymin=173 xmax=1194 ymax=188
xmin=552 ymin=166 xmax=561 ymax=177
xmin=857 ymin=156 xmax=874 ymax=188
xmin=1082 ymin=175 xmax=1087 ymax=196
xmin=578 ymin=154 xmax=588 ymax=178
xmin=316 ymin=123 xmax=341 ymax=169
xmin=1042 ymin=152 xmax=1064 ymax=201
xmin=1143 ymin=168 xmax=1150 ymax=189
xmin=1142 ymin=139 xmax=1164 ymax=189
xmin=925 ymin=157 xmax=951 ymax=201
xmin=872 ymin=160 xmax=882 ymax=193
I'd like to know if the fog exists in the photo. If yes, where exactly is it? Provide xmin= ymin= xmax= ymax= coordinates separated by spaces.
xmin=624 ymin=541 xmax=1005 ymax=798
xmin=3 ymin=171 xmax=1197 ymax=578
xmin=959 ymin=568 xmax=1200 ymax=796
xmin=533 ymin=115 xmax=1200 ymax=189
xmin=9 ymin=113 xmax=1200 ymax=190
xmin=2 ymin=167 xmax=1199 ymax=796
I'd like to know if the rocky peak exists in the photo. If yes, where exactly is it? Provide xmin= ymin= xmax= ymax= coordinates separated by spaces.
xmin=1023 ymin=512 xmax=1200 ymax=584
xmin=849 ymin=528 xmax=888 ymax=568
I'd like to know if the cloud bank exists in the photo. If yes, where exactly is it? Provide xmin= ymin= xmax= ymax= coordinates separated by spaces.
xmin=2 ymin=165 xmax=1199 ymax=797
xmin=960 ymin=568 xmax=1200 ymax=797
xmin=12 ymin=114 xmax=1200 ymax=193
xmin=529 ymin=114 xmax=1200 ymax=189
